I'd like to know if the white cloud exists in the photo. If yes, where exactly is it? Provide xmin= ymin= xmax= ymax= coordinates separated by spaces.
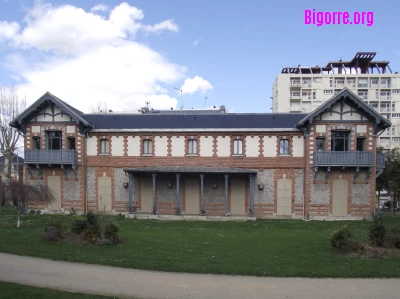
xmin=180 ymin=76 xmax=213 ymax=95
xmin=192 ymin=39 xmax=201 ymax=46
xmin=0 ymin=2 xmax=203 ymax=112
xmin=90 ymin=3 xmax=108 ymax=12
xmin=143 ymin=19 xmax=178 ymax=34
xmin=0 ymin=21 xmax=19 ymax=42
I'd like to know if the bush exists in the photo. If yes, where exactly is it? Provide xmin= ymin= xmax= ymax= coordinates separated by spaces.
xmin=386 ymin=228 xmax=400 ymax=248
xmin=104 ymin=222 xmax=119 ymax=240
xmin=331 ymin=225 xmax=354 ymax=250
xmin=29 ymin=209 xmax=36 ymax=214
xmin=41 ymin=226 xmax=59 ymax=242
xmin=36 ymin=210 xmax=41 ymax=214
xmin=45 ymin=221 xmax=67 ymax=238
xmin=86 ymin=212 xmax=98 ymax=226
xmin=369 ymin=219 xmax=386 ymax=247
xmin=71 ymin=216 xmax=88 ymax=234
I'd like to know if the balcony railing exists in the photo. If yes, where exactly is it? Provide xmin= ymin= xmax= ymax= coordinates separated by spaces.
xmin=25 ymin=150 xmax=78 ymax=164
xmin=313 ymin=152 xmax=385 ymax=169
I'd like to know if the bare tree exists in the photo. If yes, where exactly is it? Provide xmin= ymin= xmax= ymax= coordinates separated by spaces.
xmin=0 ymin=86 xmax=26 ymax=181
xmin=0 ymin=180 xmax=55 ymax=227
xmin=88 ymin=100 xmax=110 ymax=114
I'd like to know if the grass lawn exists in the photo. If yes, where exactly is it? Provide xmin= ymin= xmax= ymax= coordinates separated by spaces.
xmin=0 ymin=281 xmax=118 ymax=298
xmin=0 ymin=208 xmax=400 ymax=278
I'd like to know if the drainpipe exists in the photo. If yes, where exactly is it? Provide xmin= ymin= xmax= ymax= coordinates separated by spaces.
xmin=84 ymin=132 xmax=88 ymax=214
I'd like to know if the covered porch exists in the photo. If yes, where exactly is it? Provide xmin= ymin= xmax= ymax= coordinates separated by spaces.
xmin=123 ymin=166 xmax=257 ymax=220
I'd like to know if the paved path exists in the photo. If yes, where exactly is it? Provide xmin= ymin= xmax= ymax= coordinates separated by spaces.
xmin=0 ymin=253 xmax=399 ymax=299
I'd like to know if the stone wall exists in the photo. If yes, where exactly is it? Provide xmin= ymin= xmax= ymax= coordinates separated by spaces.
xmin=311 ymin=184 xmax=330 ymax=204
xmin=63 ymin=180 xmax=80 ymax=201
xmin=254 ymin=169 xmax=274 ymax=204
xmin=294 ymin=169 xmax=304 ymax=204
xmin=351 ymin=184 xmax=371 ymax=204
xmin=87 ymin=167 xmax=96 ymax=201
xmin=114 ymin=168 xmax=128 ymax=201
xmin=204 ymin=175 xmax=225 ymax=203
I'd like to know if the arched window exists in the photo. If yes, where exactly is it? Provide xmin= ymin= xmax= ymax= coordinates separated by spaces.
xmin=233 ymin=139 xmax=243 ymax=155
xmin=188 ymin=139 xmax=197 ymax=154
xmin=143 ymin=139 xmax=153 ymax=154
xmin=280 ymin=139 xmax=289 ymax=155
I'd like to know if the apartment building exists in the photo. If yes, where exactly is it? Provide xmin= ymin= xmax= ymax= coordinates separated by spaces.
xmin=272 ymin=52 xmax=400 ymax=150
xmin=10 ymin=90 xmax=389 ymax=220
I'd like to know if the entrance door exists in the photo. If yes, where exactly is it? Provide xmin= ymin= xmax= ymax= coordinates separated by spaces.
xmin=277 ymin=179 xmax=292 ymax=216
xmin=332 ymin=179 xmax=348 ymax=217
xmin=231 ymin=178 xmax=245 ymax=215
xmin=185 ymin=178 xmax=199 ymax=214
xmin=48 ymin=175 xmax=61 ymax=210
xmin=141 ymin=177 xmax=153 ymax=213
xmin=98 ymin=177 xmax=112 ymax=212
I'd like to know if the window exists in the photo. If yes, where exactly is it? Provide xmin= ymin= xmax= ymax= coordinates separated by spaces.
xmin=356 ymin=138 xmax=365 ymax=151
xmin=381 ymin=78 xmax=391 ymax=87
xmin=370 ymin=78 xmax=379 ymax=86
xmin=358 ymin=78 xmax=368 ymax=88
xmin=33 ymin=137 xmax=40 ymax=150
xmin=313 ymin=77 xmax=322 ymax=83
xmin=47 ymin=131 xmax=62 ymax=150
xmin=316 ymin=138 xmax=325 ymax=151
xmin=68 ymin=138 xmax=75 ymax=150
xmin=331 ymin=131 xmax=349 ymax=151
xmin=280 ymin=139 xmax=289 ymax=155
xmin=187 ymin=139 xmax=197 ymax=154
xmin=233 ymin=139 xmax=243 ymax=155
xmin=143 ymin=139 xmax=152 ymax=154
xmin=323 ymin=90 xmax=333 ymax=94
xmin=393 ymin=89 xmax=400 ymax=94
xmin=100 ymin=139 xmax=109 ymax=154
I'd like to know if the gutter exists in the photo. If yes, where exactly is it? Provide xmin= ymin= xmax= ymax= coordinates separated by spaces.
xmin=90 ymin=128 xmax=301 ymax=133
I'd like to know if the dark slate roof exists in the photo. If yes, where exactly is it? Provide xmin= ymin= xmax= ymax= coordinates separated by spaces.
xmin=83 ymin=113 xmax=307 ymax=130
xmin=123 ymin=166 xmax=257 ymax=174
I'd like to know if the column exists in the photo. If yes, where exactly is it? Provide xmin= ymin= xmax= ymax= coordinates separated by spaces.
xmin=128 ymin=173 xmax=133 ymax=214
xmin=200 ymin=174 xmax=204 ymax=214
xmin=224 ymin=174 xmax=229 ymax=215
xmin=249 ymin=174 xmax=254 ymax=214
xmin=152 ymin=173 xmax=157 ymax=215
xmin=176 ymin=174 xmax=180 ymax=213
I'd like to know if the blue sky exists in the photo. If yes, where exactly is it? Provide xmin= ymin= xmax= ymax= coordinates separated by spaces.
xmin=0 ymin=0 xmax=399 ymax=113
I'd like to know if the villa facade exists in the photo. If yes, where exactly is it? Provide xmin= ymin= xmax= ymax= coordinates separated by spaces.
xmin=10 ymin=88 xmax=390 ymax=220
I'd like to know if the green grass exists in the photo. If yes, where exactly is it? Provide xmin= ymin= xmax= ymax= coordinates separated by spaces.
xmin=0 ymin=208 xmax=400 ymax=278
xmin=0 ymin=281 xmax=118 ymax=298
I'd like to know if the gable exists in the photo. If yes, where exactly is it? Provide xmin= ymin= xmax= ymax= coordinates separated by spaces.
xmin=30 ymin=105 xmax=74 ymax=123
xmin=296 ymin=88 xmax=391 ymax=134
xmin=10 ymin=92 xmax=92 ymax=134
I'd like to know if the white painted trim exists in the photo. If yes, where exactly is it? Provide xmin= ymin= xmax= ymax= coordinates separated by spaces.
xmin=90 ymin=128 xmax=300 ymax=133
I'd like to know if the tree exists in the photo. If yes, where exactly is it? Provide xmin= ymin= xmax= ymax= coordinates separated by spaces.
xmin=0 ymin=86 xmax=26 ymax=181
xmin=0 ymin=180 xmax=55 ymax=227
xmin=88 ymin=100 xmax=110 ymax=114
xmin=378 ymin=148 xmax=400 ymax=216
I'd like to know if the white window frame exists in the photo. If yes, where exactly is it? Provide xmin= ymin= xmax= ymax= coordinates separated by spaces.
xmin=100 ymin=139 xmax=109 ymax=154
xmin=279 ymin=139 xmax=289 ymax=156
xmin=143 ymin=139 xmax=153 ymax=155
xmin=233 ymin=139 xmax=243 ymax=155
xmin=187 ymin=139 xmax=197 ymax=155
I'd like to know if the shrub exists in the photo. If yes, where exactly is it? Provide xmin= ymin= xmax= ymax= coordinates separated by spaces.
xmin=386 ymin=228 xmax=400 ymax=248
xmin=29 ymin=209 xmax=36 ymax=214
xmin=36 ymin=210 xmax=41 ymax=214
xmin=369 ymin=219 xmax=386 ymax=247
xmin=84 ymin=225 xmax=100 ymax=239
xmin=104 ymin=222 xmax=119 ymax=240
xmin=331 ymin=225 xmax=354 ymax=250
xmin=71 ymin=216 xmax=88 ymax=234
xmin=41 ymin=226 xmax=59 ymax=242
xmin=86 ymin=212 xmax=98 ymax=226
xmin=45 ymin=221 xmax=67 ymax=238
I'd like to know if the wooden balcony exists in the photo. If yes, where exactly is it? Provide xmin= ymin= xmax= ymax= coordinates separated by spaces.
xmin=313 ymin=152 xmax=385 ymax=169
xmin=25 ymin=150 xmax=77 ymax=165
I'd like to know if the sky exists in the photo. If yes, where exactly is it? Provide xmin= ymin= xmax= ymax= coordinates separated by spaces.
xmin=0 ymin=0 xmax=399 ymax=113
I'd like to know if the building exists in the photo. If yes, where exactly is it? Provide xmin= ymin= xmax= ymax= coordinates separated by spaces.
xmin=0 ymin=155 xmax=24 ymax=182
xmin=10 ymin=89 xmax=389 ymax=220
xmin=272 ymin=52 xmax=400 ymax=150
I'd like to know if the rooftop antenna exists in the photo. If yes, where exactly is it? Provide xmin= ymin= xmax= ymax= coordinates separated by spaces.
xmin=204 ymin=96 xmax=207 ymax=108
xmin=174 ymin=87 xmax=183 ymax=110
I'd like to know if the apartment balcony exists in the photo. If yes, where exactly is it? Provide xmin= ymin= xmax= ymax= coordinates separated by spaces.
xmin=380 ymin=96 xmax=391 ymax=101
xmin=290 ymin=93 xmax=301 ymax=100
xmin=25 ymin=150 xmax=78 ymax=165
xmin=290 ymin=106 xmax=302 ymax=112
xmin=290 ymin=81 xmax=301 ymax=87
xmin=313 ymin=152 xmax=385 ymax=169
